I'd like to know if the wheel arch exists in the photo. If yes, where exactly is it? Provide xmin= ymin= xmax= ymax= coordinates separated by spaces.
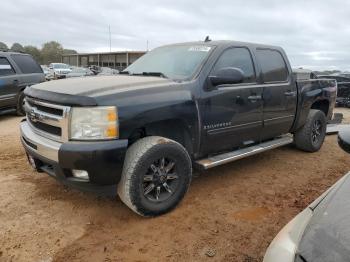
xmin=311 ymin=99 xmax=330 ymax=118
xmin=127 ymin=119 xmax=194 ymax=156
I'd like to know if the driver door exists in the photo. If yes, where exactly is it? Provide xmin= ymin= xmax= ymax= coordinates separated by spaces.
xmin=199 ymin=47 xmax=263 ymax=155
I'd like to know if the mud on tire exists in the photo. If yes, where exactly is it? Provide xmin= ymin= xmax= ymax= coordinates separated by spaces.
xmin=117 ymin=136 xmax=192 ymax=217
xmin=294 ymin=109 xmax=327 ymax=152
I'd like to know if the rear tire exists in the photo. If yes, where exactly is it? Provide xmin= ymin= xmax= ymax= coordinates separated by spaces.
xmin=294 ymin=109 xmax=326 ymax=152
xmin=117 ymin=136 xmax=192 ymax=217
xmin=16 ymin=91 xmax=25 ymax=116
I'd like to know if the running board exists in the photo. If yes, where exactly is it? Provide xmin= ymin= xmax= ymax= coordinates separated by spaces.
xmin=196 ymin=135 xmax=293 ymax=170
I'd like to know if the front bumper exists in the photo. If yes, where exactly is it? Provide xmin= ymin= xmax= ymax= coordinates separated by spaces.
xmin=20 ymin=121 xmax=128 ymax=195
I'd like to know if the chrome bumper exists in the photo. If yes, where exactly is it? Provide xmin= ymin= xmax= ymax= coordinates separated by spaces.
xmin=20 ymin=121 xmax=61 ymax=162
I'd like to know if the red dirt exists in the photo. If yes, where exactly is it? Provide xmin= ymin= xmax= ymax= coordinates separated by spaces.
xmin=1 ymin=109 xmax=349 ymax=262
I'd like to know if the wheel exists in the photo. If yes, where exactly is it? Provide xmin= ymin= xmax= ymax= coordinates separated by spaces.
xmin=16 ymin=91 xmax=26 ymax=116
xmin=117 ymin=136 xmax=192 ymax=217
xmin=294 ymin=109 xmax=326 ymax=152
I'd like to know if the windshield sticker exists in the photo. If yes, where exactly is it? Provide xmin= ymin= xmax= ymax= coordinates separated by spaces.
xmin=188 ymin=46 xmax=211 ymax=52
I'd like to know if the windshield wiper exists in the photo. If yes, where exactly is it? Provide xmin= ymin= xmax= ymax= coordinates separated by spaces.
xmin=141 ymin=72 xmax=168 ymax=78
xmin=119 ymin=71 xmax=168 ymax=79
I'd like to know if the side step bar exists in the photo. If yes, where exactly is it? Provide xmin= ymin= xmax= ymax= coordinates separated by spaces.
xmin=196 ymin=135 xmax=293 ymax=170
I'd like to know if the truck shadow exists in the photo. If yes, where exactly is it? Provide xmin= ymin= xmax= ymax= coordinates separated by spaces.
xmin=26 ymin=144 xmax=300 ymax=217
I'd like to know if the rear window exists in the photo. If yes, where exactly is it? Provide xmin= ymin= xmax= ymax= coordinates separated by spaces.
xmin=256 ymin=49 xmax=289 ymax=82
xmin=0 ymin=57 xmax=15 ymax=76
xmin=10 ymin=54 xmax=43 ymax=74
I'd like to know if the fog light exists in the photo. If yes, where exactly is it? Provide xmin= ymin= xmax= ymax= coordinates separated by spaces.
xmin=72 ymin=169 xmax=89 ymax=180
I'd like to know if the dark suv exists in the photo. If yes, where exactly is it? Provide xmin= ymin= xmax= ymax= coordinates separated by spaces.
xmin=0 ymin=51 xmax=45 ymax=115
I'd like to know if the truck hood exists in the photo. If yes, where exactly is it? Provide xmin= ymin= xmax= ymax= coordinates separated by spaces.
xmin=26 ymin=75 xmax=176 ymax=106
xmin=31 ymin=75 xmax=172 ymax=96
xmin=297 ymin=173 xmax=350 ymax=262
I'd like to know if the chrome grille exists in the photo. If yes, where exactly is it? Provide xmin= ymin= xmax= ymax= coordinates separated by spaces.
xmin=24 ymin=97 xmax=71 ymax=142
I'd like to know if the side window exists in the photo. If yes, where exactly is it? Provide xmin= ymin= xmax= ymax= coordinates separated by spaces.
xmin=0 ymin=57 xmax=16 ymax=76
xmin=10 ymin=54 xmax=43 ymax=74
xmin=212 ymin=47 xmax=256 ymax=83
xmin=256 ymin=49 xmax=289 ymax=82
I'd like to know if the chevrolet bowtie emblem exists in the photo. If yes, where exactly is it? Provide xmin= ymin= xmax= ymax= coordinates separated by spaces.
xmin=29 ymin=107 xmax=43 ymax=122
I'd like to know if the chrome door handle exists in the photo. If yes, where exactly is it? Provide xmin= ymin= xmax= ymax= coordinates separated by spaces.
xmin=247 ymin=95 xmax=262 ymax=102
xmin=284 ymin=91 xmax=296 ymax=97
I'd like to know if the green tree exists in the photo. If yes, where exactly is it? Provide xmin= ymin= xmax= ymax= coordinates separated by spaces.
xmin=24 ymin=45 xmax=42 ymax=64
xmin=0 ymin=42 xmax=8 ymax=51
xmin=10 ymin=43 xmax=25 ymax=52
xmin=41 ymin=41 xmax=63 ymax=64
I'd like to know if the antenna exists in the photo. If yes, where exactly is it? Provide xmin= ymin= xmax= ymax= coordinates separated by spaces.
xmin=204 ymin=36 xmax=211 ymax=42
xmin=108 ymin=25 xmax=112 ymax=52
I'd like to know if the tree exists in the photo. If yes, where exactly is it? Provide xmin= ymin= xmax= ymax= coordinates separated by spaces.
xmin=24 ymin=45 xmax=42 ymax=64
xmin=0 ymin=42 xmax=8 ymax=51
xmin=41 ymin=41 xmax=64 ymax=64
xmin=10 ymin=43 xmax=25 ymax=52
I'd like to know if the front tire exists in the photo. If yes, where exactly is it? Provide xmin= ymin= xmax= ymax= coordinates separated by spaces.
xmin=117 ymin=136 xmax=192 ymax=217
xmin=294 ymin=109 xmax=326 ymax=152
xmin=16 ymin=91 xmax=26 ymax=116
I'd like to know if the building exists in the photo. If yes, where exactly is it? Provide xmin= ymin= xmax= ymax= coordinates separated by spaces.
xmin=62 ymin=51 xmax=146 ymax=71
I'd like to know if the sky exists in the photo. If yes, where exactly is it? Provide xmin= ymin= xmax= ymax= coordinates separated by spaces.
xmin=1 ymin=0 xmax=349 ymax=71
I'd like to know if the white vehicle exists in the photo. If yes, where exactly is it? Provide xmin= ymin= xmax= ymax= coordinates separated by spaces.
xmin=49 ymin=63 xmax=72 ymax=79
xmin=66 ymin=67 xmax=94 ymax=78
xmin=41 ymin=65 xmax=54 ymax=81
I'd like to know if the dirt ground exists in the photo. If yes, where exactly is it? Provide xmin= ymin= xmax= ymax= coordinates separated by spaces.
xmin=1 ymin=109 xmax=350 ymax=262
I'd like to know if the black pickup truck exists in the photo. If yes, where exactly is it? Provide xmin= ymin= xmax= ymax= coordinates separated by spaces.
xmin=20 ymin=40 xmax=337 ymax=216
xmin=0 ymin=51 xmax=45 ymax=115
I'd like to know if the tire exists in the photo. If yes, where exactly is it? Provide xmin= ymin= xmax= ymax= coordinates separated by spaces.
xmin=16 ymin=91 xmax=26 ymax=116
xmin=117 ymin=136 xmax=192 ymax=217
xmin=294 ymin=109 xmax=326 ymax=152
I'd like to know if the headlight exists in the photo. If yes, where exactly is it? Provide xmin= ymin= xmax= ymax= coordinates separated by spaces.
xmin=263 ymin=208 xmax=313 ymax=262
xmin=70 ymin=106 xmax=118 ymax=140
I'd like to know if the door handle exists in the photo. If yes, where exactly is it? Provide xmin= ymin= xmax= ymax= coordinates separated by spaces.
xmin=284 ymin=91 xmax=296 ymax=97
xmin=247 ymin=95 xmax=262 ymax=102
xmin=13 ymin=79 xmax=19 ymax=85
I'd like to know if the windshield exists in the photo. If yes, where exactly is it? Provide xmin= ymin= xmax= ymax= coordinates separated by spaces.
xmin=125 ymin=45 xmax=212 ymax=80
xmin=53 ymin=64 xmax=70 ymax=69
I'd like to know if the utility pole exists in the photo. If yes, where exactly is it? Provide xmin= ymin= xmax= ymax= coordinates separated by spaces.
xmin=146 ymin=40 xmax=149 ymax=51
xmin=109 ymin=25 xmax=112 ymax=53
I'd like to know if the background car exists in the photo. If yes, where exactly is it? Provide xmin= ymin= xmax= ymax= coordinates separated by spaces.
xmin=264 ymin=128 xmax=350 ymax=262
xmin=98 ymin=67 xmax=119 ymax=75
xmin=318 ymin=75 xmax=350 ymax=108
xmin=0 ymin=51 xmax=45 ymax=115
xmin=41 ymin=65 xmax=54 ymax=81
xmin=49 ymin=63 xmax=72 ymax=79
xmin=66 ymin=67 xmax=94 ymax=78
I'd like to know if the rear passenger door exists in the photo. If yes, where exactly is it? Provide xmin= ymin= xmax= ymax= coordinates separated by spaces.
xmin=256 ymin=49 xmax=297 ymax=140
xmin=0 ymin=57 xmax=17 ymax=108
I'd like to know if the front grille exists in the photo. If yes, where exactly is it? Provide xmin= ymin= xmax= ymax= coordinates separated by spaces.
xmin=27 ymin=99 xmax=64 ymax=116
xmin=29 ymin=121 xmax=62 ymax=136
xmin=24 ymin=97 xmax=70 ymax=142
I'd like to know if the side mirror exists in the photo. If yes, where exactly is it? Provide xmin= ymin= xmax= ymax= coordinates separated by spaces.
xmin=338 ymin=129 xmax=350 ymax=154
xmin=209 ymin=67 xmax=244 ymax=86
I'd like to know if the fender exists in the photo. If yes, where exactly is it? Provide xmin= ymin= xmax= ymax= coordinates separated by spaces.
xmin=291 ymin=79 xmax=337 ymax=132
